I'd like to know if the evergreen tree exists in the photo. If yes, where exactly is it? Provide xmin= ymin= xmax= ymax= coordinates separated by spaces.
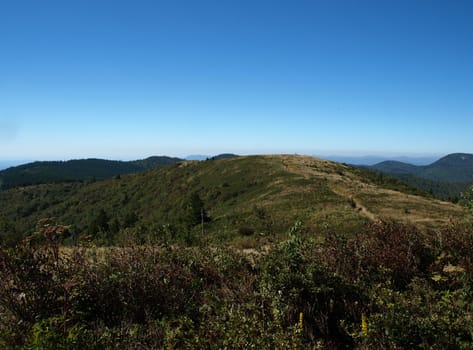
xmin=183 ymin=192 xmax=210 ymax=229
xmin=0 ymin=216 xmax=19 ymax=247
xmin=88 ymin=209 xmax=110 ymax=236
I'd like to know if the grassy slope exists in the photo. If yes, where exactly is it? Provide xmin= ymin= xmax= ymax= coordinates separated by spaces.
xmin=0 ymin=155 xmax=466 ymax=241
xmin=279 ymin=155 xmax=464 ymax=227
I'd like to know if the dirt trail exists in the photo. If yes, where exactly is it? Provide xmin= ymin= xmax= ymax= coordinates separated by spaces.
xmin=271 ymin=154 xmax=464 ymax=227
xmin=352 ymin=197 xmax=377 ymax=221
xmin=279 ymin=155 xmax=379 ymax=221
xmin=329 ymin=186 xmax=378 ymax=222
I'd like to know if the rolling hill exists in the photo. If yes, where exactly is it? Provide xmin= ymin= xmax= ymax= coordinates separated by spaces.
xmin=369 ymin=153 xmax=473 ymax=200
xmin=0 ymin=156 xmax=183 ymax=189
xmin=371 ymin=153 xmax=473 ymax=182
xmin=0 ymin=155 xmax=465 ymax=245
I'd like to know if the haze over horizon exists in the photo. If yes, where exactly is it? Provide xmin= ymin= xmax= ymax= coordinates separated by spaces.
xmin=0 ymin=152 xmax=449 ymax=171
xmin=1 ymin=1 xmax=472 ymax=160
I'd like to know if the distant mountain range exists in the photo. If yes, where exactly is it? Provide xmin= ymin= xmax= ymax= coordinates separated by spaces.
xmin=0 ymin=154 xmax=240 ymax=189
xmin=185 ymin=153 xmax=239 ymax=161
xmin=371 ymin=153 xmax=473 ymax=182
xmin=1 ymin=152 xmax=472 ymax=201
xmin=367 ymin=153 xmax=473 ymax=200
xmin=318 ymin=155 xmax=440 ymax=166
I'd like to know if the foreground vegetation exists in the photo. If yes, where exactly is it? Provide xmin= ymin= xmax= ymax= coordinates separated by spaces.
xmin=1 ymin=219 xmax=473 ymax=349
xmin=1 ymin=156 xmax=472 ymax=348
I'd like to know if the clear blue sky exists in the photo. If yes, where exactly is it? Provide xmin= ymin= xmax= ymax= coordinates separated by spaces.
xmin=1 ymin=0 xmax=472 ymax=160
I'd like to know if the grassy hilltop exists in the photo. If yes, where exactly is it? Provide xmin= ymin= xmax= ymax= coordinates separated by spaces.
xmin=0 ymin=155 xmax=465 ymax=246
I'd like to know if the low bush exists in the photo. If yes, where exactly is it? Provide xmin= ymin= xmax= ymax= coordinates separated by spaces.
xmin=1 ymin=220 xmax=473 ymax=348
xmin=238 ymin=226 xmax=255 ymax=236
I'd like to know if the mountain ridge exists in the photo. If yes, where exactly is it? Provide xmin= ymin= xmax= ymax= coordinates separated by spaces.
xmin=0 ymin=155 xmax=465 ymax=245
xmin=372 ymin=153 xmax=473 ymax=181
xmin=2 ymin=152 xmax=472 ymax=202
xmin=0 ymin=154 xmax=242 ymax=189
xmin=369 ymin=153 xmax=473 ymax=200
xmin=0 ymin=156 xmax=183 ymax=189
xmin=319 ymin=155 xmax=440 ymax=166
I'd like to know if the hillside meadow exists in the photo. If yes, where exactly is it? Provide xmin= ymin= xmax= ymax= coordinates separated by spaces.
xmin=1 ymin=155 xmax=472 ymax=348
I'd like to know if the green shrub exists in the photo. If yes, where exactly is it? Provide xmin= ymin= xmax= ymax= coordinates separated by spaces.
xmin=1 ymin=220 xmax=473 ymax=348
xmin=238 ymin=226 xmax=255 ymax=236
xmin=260 ymin=222 xmax=361 ymax=347
xmin=364 ymin=278 xmax=473 ymax=349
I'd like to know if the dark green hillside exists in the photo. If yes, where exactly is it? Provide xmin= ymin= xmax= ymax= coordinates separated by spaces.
xmin=369 ymin=160 xmax=419 ymax=175
xmin=209 ymin=153 xmax=239 ymax=160
xmin=371 ymin=153 xmax=473 ymax=182
xmin=423 ymin=153 xmax=473 ymax=182
xmin=389 ymin=174 xmax=470 ymax=202
xmin=0 ymin=156 xmax=182 ymax=189
xmin=0 ymin=155 xmax=464 ymax=246
xmin=129 ymin=156 xmax=183 ymax=170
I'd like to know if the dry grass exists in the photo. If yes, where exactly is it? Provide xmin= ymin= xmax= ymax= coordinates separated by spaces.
xmin=262 ymin=155 xmax=466 ymax=229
